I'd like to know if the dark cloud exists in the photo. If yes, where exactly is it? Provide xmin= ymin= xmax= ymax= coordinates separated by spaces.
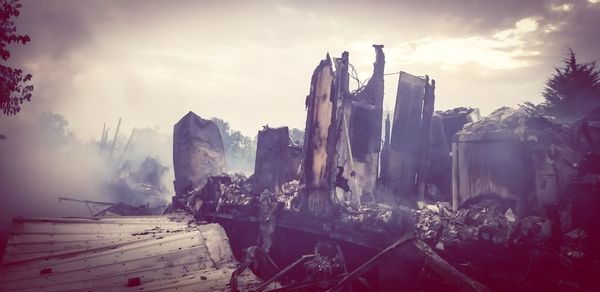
xmin=548 ymin=1 xmax=600 ymax=62
xmin=10 ymin=0 xmax=113 ymax=64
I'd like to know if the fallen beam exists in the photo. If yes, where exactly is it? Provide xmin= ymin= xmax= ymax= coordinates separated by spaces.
xmin=326 ymin=233 xmax=415 ymax=292
xmin=413 ymin=239 xmax=492 ymax=292
xmin=266 ymin=274 xmax=346 ymax=292
xmin=256 ymin=254 xmax=315 ymax=292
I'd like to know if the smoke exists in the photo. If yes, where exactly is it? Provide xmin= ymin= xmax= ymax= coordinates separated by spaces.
xmin=113 ymin=126 xmax=175 ymax=200
xmin=0 ymin=113 xmax=111 ymax=221
xmin=0 ymin=112 xmax=175 ymax=259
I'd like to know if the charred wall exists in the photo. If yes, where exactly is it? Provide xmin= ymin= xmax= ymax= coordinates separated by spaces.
xmin=253 ymin=126 xmax=302 ymax=194
xmin=173 ymin=111 xmax=226 ymax=195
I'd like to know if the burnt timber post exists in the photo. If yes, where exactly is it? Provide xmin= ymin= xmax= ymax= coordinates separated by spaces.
xmin=301 ymin=55 xmax=336 ymax=214
xmin=417 ymin=78 xmax=436 ymax=201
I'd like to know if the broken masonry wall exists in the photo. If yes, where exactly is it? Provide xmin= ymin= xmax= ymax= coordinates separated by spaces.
xmin=334 ymin=45 xmax=385 ymax=204
xmin=173 ymin=111 xmax=226 ymax=195
xmin=252 ymin=126 xmax=301 ymax=194
xmin=301 ymin=55 xmax=336 ymax=214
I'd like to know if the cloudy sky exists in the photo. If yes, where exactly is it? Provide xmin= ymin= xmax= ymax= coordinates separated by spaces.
xmin=4 ymin=0 xmax=600 ymax=138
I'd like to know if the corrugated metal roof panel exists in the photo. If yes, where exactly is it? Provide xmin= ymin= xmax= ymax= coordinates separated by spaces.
xmin=0 ymin=214 xmax=262 ymax=291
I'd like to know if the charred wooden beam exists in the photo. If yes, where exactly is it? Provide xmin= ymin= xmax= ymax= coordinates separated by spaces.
xmin=301 ymin=55 xmax=335 ymax=214
xmin=413 ymin=240 xmax=492 ymax=292
xmin=265 ymin=275 xmax=346 ymax=292
xmin=117 ymin=128 xmax=136 ymax=167
xmin=255 ymin=254 xmax=316 ymax=292
xmin=326 ymin=233 xmax=414 ymax=292
xmin=108 ymin=117 xmax=121 ymax=161
xmin=334 ymin=45 xmax=385 ymax=204
xmin=417 ymin=78 xmax=436 ymax=201
xmin=379 ymin=113 xmax=391 ymax=182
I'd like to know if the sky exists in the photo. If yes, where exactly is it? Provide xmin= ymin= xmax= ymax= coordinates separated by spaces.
xmin=4 ymin=0 xmax=600 ymax=138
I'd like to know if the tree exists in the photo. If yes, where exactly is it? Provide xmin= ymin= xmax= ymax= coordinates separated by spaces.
xmin=0 ymin=0 xmax=33 ymax=116
xmin=210 ymin=117 xmax=256 ymax=173
xmin=542 ymin=49 xmax=600 ymax=121
xmin=290 ymin=128 xmax=304 ymax=145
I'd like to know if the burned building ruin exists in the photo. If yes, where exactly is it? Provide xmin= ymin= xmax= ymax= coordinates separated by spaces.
xmin=2 ymin=44 xmax=600 ymax=292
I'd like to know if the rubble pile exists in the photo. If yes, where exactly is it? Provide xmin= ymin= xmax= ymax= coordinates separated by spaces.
xmin=214 ymin=176 xmax=302 ymax=215
xmin=415 ymin=196 xmax=519 ymax=248
xmin=274 ymin=179 xmax=301 ymax=211
xmin=217 ymin=174 xmax=256 ymax=212
xmin=453 ymin=106 xmax=578 ymax=214
xmin=460 ymin=106 xmax=571 ymax=146
xmin=461 ymin=107 xmax=528 ymax=133
xmin=156 ymin=45 xmax=600 ymax=291
xmin=339 ymin=202 xmax=394 ymax=229
xmin=414 ymin=193 xmax=600 ymax=290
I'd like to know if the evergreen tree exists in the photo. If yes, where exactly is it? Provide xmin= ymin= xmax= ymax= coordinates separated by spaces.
xmin=542 ymin=49 xmax=600 ymax=121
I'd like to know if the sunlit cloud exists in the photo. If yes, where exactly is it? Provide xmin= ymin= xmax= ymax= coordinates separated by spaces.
xmin=551 ymin=3 xmax=574 ymax=12
xmin=515 ymin=17 xmax=539 ymax=32
xmin=392 ymin=17 xmax=541 ymax=70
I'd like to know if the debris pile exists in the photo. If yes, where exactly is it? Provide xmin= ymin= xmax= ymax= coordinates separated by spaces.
xmin=274 ymin=179 xmax=301 ymax=211
xmin=217 ymin=174 xmax=256 ymax=213
xmin=111 ymin=157 xmax=170 ymax=210
xmin=414 ymin=192 xmax=600 ymax=290
xmin=453 ymin=107 xmax=577 ymax=213
xmin=153 ymin=46 xmax=600 ymax=291
xmin=339 ymin=202 xmax=394 ymax=229
xmin=415 ymin=196 xmax=519 ymax=248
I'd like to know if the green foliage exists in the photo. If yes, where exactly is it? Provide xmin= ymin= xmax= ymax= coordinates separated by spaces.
xmin=210 ymin=117 xmax=256 ymax=173
xmin=0 ymin=0 xmax=33 ymax=115
xmin=542 ymin=49 xmax=600 ymax=121
xmin=289 ymin=128 xmax=304 ymax=144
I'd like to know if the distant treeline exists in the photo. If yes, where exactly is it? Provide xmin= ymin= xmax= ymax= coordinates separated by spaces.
xmin=210 ymin=117 xmax=304 ymax=174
